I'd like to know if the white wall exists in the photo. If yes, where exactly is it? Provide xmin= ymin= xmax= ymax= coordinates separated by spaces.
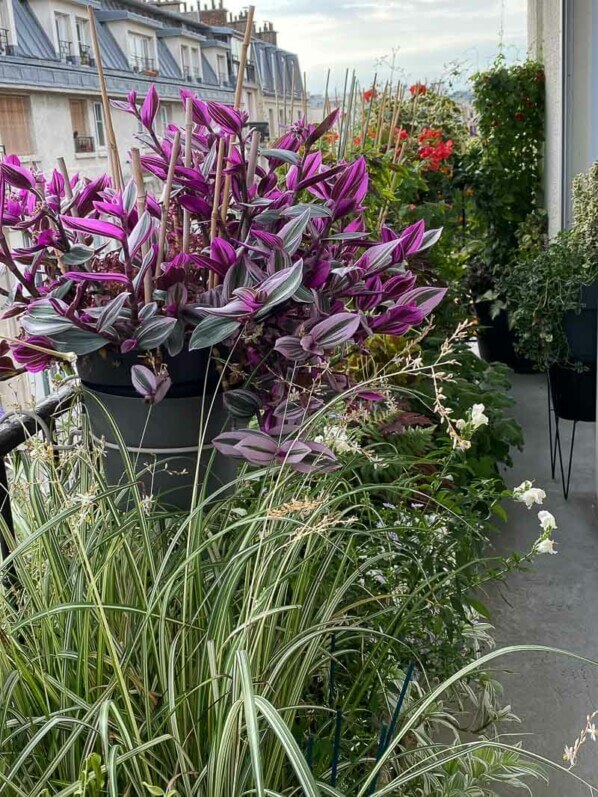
xmin=529 ymin=0 xmax=598 ymax=233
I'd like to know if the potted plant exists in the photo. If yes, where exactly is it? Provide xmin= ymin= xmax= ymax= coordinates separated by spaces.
xmin=499 ymin=230 xmax=597 ymax=422
xmin=0 ymin=87 xmax=446 ymax=507
xmin=463 ymin=58 xmax=545 ymax=370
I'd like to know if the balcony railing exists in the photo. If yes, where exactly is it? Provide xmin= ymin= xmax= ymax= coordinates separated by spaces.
xmin=130 ymin=54 xmax=157 ymax=74
xmin=78 ymin=43 xmax=95 ymax=66
xmin=245 ymin=62 xmax=256 ymax=83
xmin=0 ymin=28 xmax=14 ymax=56
xmin=183 ymin=70 xmax=202 ymax=83
xmin=58 ymin=39 xmax=74 ymax=62
xmin=73 ymin=135 xmax=95 ymax=154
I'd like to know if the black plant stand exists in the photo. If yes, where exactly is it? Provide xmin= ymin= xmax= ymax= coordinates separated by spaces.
xmin=547 ymin=382 xmax=577 ymax=500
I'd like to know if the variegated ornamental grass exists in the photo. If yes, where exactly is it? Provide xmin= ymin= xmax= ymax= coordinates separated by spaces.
xmin=0 ymin=375 xmax=580 ymax=797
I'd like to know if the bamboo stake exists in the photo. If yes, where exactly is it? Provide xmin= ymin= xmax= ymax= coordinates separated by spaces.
xmin=337 ymin=67 xmax=349 ymax=159
xmin=209 ymin=137 xmax=226 ymax=290
xmin=362 ymin=72 xmax=377 ymax=143
xmin=282 ymin=61 xmax=288 ymax=127
xmin=340 ymin=71 xmax=356 ymax=159
xmin=386 ymin=82 xmax=403 ymax=154
xmin=87 ymin=5 xmax=123 ymax=191
xmin=302 ymin=70 xmax=307 ymax=120
xmin=182 ymin=97 xmax=194 ymax=253
xmin=274 ymin=81 xmax=280 ymax=137
xmin=289 ymin=67 xmax=295 ymax=122
xmin=246 ymin=128 xmax=260 ymax=186
xmin=322 ymin=68 xmax=330 ymax=122
xmin=130 ymin=148 xmax=152 ymax=304
xmin=57 ymin=157 xmax=74 ymax=205
xmin=374 ymin=81 xmax=389 ymax=150
xmin=154 ymin=130 xmax=181 ymax=279
xmin=218 ymin=5 xmax=254 ymax=245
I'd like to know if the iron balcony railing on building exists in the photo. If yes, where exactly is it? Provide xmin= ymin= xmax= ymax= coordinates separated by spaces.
xmin=130 ymin=54 xmax=157 ymax=74
xmin=78 ymin=43 xmax=95 ymax=66
xmin=0 ymin=384 xmax=77 ymax=593
xmin=245 ymin=62 xmax=256 ymax=83
xmin=0 ymin=28 xmax=14 ymax=56
xmin=73 ymin=135 xmax=95 ymax=154
xmin=58 ymin=39 xmax=74 ymax=62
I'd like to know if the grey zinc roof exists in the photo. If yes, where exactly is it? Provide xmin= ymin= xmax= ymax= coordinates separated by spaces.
xmin=95 ymin=17 xmax=130 ymax=70
xmin=13 ymin=0 xmax=57 ymax=60
xmin=156 ymin=38 xmax=180 ymax=79
xmin=201 ymin=53 xmax=218 ymax=85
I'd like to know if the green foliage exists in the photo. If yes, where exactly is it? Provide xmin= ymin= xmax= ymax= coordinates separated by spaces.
xmin=571 ymin=162 xmax=598 ymax=267
xmin=499 ymin=160 xmax=598 ymax=368
xmin=0 ymin=343 xmax=541 ymax=796
xmin=464 ymin=58 xmax=545 ymax=297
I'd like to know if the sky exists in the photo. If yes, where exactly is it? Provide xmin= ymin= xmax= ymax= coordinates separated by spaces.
xmin=224 ymin=0 xmax=527 ymax=94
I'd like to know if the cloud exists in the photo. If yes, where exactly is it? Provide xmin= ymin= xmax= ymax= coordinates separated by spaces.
xmin=226 ymin=0 xmax=526 ymax=92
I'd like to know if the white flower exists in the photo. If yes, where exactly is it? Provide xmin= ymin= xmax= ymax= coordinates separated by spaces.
xmin=564 ymin=745 xmax=576 ymax=765
xmin=538 ymin=510 xmax=557 ymax=532
xmin=318 ymin=425 xmax=360 ymax=455
xmin=470 ymin=403 xmax=489 ymax=429
xmin=513 ymin=480 xmax=546 ymax=509
xmin=536 ymin=537 xmax=557 ymax=555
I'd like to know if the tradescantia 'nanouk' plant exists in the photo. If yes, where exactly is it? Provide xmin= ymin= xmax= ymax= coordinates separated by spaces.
xmin=0 ymin=86 xmax=444 ymax=471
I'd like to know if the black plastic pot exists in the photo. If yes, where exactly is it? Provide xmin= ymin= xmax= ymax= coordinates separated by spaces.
xmin=562 ymin=284 xmax=598 ymax=364
xmin=548 ymin=364 xmax=596 ymax=423
xmin=474 ymin=301 xmax=534 ymax=372
xmin=549 ymin=284 xmax=598 ymax=423
xmin=77 ymin=348 xmax=235 ymax=510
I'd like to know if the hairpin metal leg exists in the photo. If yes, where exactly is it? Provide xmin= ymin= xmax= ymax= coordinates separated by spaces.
xmin=554 ymin=417 xmax=577 ymax=500
xmin=547 ymin=373 xmax=557 ymax=479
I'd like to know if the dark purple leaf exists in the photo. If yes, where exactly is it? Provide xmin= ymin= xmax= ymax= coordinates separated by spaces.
xmin=131 ymin=364 xmax=172 ymax=404
xmin=140 ymin=84 xmax=159 ymax=130
xmin=63 ymin=271 xmax=130 ymax=285
xmin=62 ymin=215 xmax=126 ymax=242
xmin=1 ymin=162 xmax=36 ymax=191
xmin=310 ymin=313 xmax=361 ymax=349
xmin=206 ymin=102 xmax=244 ymax=136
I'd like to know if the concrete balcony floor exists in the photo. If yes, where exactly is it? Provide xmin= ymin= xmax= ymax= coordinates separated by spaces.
xmin=488 ymin=373 xmax=598 ymax=795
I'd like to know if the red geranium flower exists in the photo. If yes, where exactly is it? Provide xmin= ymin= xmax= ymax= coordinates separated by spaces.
xmin=363 ymin=88 xmax=378 ymax=103
xmin=409 ymin=82 xmax=427 ymax=96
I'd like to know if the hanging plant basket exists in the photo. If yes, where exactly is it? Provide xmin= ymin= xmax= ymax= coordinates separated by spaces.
xmin=77 ymin=348 xmax=234 ymax=509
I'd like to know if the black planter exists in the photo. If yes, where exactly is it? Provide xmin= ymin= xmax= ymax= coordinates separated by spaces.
xmin=548 ymin=364 xmax=596 ymax=423
xmin=549 ymin=283 xmax=598 ymax=423
xmin=78 ymin=348 xmax=235 ymax=510
xmin=562 ymin=284 xmax=598 ymax=364
xmin=474 ymin=302 xmax=534 ymax=372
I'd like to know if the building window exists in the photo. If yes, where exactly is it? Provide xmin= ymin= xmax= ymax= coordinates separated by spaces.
xmin=159 ymin=105 xmax=170 ymax=135
xmin=75 ymin=18 xmax=92 ymax=65
xmin=55 ymin=12 xmax=72 ymax=62
xmin=93 ymin=102 xmax=105 ymax=148
xmin=0 ymin=95 xmax=33 ymax=155
xmin=129 ymin=32 xmax=154 ymax=73
xmin=191 ymin=47 xmax=201 ymax=81
xmin=217 ymin=53 xmax=226 ymax=84
xmin=180 ymin=44 xmax=190 ymax=80
xmin=69 ymin=98 xmax=95 ymax=153
xmin=0 ymin=0 xmax=13 ymax=54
